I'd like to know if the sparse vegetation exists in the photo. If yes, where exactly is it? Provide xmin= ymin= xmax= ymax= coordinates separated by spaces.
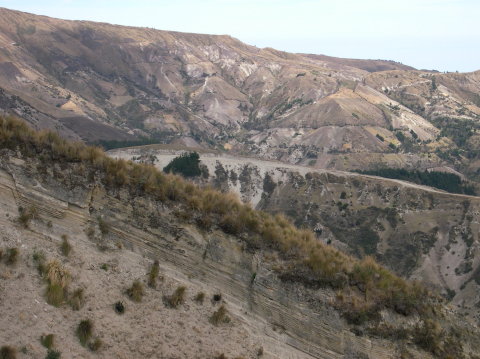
xmin=194 ymin=292 xmax=205 ymax=304
xmin=209 ymin=305 xmax=231 ymax=326
xmin=356 ymin=167 xmax=475 ymax=195
xmin=45 ymin=350 xmax=61 ymax=359
xmin=5 ymin=248 xmax=18 ymax=266
xmin=40 ymin=334 xmax=55 ymax=349
xmin=148 ymin=260 xmax=160 ymax=288
xmin=163 ymin=286 xmax=186 ymax=308
xmin=0 ymin=346 xmax=16 ymax=359
xmin=126 ymin=280 xmax=144 ymax=302
xmin=88 ymin=338 xmax=103 ymax=352
xmin=114 ymin=301 xmax=125 ymax=314
xmin=76 ymin=319 xmax=93 ymax=347
xmin=60 ymin=235 xmax=71 ymax=257
xmin=0 ymin=116 xmax=448 ymax=342
xmin=44 ymin=260 xmax=71 ymax=307
xmin=18 ymin=206 xmax=38 ymax=228
xmin=69 ymin=288 xmax=85 ymax=311
xmin=97 ymin=217 xmax=110 ymax=236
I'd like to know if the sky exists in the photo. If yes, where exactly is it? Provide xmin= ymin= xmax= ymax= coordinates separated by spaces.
xmin=0 ymin=0 xmax=478 ymax=72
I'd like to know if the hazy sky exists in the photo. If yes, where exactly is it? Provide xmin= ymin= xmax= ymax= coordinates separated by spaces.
xmin=1 ymin=0 xmax=478 ymax=72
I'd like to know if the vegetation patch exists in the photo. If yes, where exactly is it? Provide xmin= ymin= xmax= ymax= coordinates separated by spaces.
xmin=163 ymin=286 xmax=186 ymax=308
xmin=126 ymin=280 xmax=144 ymax=302
xmin=209 ymin=305 xmax=231 ymax=326
xmin=147 ymin=260 xmax=161 ymax=288
xmin=356 ymin=168 xmax=475 ymax=195
xmin=0 ymin=346 xmax=16 ymax=359
xmin=163 ymin=152 xmax=202 ymax=178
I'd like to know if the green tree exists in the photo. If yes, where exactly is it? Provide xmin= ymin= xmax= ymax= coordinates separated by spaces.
xmin=163 ymin=152 xmax=201 ymax=178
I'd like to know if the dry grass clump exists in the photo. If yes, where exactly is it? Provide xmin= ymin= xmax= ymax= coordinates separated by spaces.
xmin=0 ymin=346 xmax=16 ymax=359
xmin=44 ymin=260 xmax=71 ymax=307
xmin=60 ymin=235 xmax=71 ymax=257
xmin=33 ymin=250 xmax=46 ymax=275
xmin=45 ymin=350 xmax=61 ymax=359
xmin=147 ymin=260 xmax=161 ymax=288
xmin=194 ymin=292 xmax=205 ymax=304
xmin=209 ymin=305 xmax=231 ymax=326
xmin=126 ymin=280 xmax=144 ymax=302
xmin=163 ymin=286 xmax=186 ymax=308
xmin=0 ymin=116 xmax=439 ymax=327
xmin=69 ymin=288 xmax=85 ymax=311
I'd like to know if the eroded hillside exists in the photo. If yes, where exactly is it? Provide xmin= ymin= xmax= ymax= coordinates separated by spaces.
xmin=1 ymin=116 xmax=480 ymax=358
xmin=0 ymin=8 xmax=479 ymax=180
xmin=110 ymin=146 xmax=480 ymax=321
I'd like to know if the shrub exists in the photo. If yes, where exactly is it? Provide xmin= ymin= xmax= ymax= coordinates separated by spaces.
xmin=194 ymin=292 xmax=205 ymax=304
xmin=60 ymin=235 xmax=71 ymax=257
xmin=45 ymin=350 xmax=61 ymax=359
xmin=44 ymin=260 xmax=71 ymax=307
xmin=100 ymin=263 xmax=109 ymax=271
xmin=213 ymin=294 xmax=222 ymax=302
xmin=69 ymin=288 xmax=85 ymax=311
xmin=76 ymin=319 xmax=93 ymax=347
xmin=40 ymin=334 xmax=55 ymax=349
xmin=163 ymin=286 xmax=186 ymax=308
xmin=209 ymin=305 xmax=231 ymax=325
xmin=126 ymin=280 xmax=144 ymax=302
xmin=114 ymin=301 xmax=125 ymax=314
xmin=148 ymin=260 xmax=160 ymax=288
xmin=5 ymin=248 xmax=19 ymax=265
xmin=0 ymin=346 xmax=16 ymax=359
xmin=163 ymin=152 xmax=201 ymax=177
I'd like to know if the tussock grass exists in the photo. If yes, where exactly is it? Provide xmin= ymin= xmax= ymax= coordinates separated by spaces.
xmin=45 ymin=350 xmax=61 ymax=359
xmin=69 ymin=288 xmax=85 ymax=311
xmin=147 ymin=260 xmax=160 ymax=288
xmin=194 ymin=292 xmax=205 ymax=304
xmin=18 ymin=206 xmax=37 ymax=228
xmin=163 ymin=286 xmax=186 ymax=308
xmin=76 ymin=319 xmax=93 ymax=347
xmin=209 ymin=305 xmax=231 ymax=326
xmin=126 ymin=280 xmax=144 ymax=302
xmin=44 ymin=260 xmax=70 ymax=307
xmin=0 ymin=116 xmax=440 ymax=330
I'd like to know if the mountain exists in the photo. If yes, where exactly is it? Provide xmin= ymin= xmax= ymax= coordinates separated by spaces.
xmin=1 ymin=8 xmax=480 ymax=181
xmin=1 ymin=115 xmax=480 ymax=359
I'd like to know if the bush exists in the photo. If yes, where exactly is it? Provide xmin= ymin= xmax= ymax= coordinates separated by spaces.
xmin=148 ymin=260 xmax=160 ymax=288
xmin=33 ymin=250 xmax=46 ymax=276
xmin=163 ymin=152 xmax=201 ymax=177
xmin=45 ymin=283 xmax=65 ymax=307
xmin=5 ymin=248 xmax=19 ymax=266
xmin=126 ymin=280 xmax=144 ymax=302
xmin=97 ymin=217 xmax=110 ymax=236
xmin=60 ymin=235 xmax=71 ymax=257
xmin=44 ymin=260 xmax=70 ymax=307
xmin=76 ymin=319 xmax=93 ymax=347
xmin=114 ymin=301 xmax=125 ymax=314
xmin=0 ymin=346 xmax=16 ymax=359
xmin=209 ymin=305 xmax=231 ymax=326
xmin=163 ymin=286 xmax=186 ymax=308
xmin=40 ymin=334 xmax=55 ymax=349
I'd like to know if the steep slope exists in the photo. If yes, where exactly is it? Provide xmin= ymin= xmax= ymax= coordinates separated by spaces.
xmin=0 ymin=8 xmax=479 ymax=180
xmin=110 ymin=145 xmax=480 ymax=321
xmin=1 ymin=116 xmax=480 ymax=358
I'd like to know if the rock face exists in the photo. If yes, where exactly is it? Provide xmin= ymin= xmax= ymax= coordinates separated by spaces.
xmin=109 ymin=146 xmax=480 ymax=320
xmin=0 ymin=148 xmax=459 ymax=359
xmin=1 ymin=8 xmax=480 ymax=178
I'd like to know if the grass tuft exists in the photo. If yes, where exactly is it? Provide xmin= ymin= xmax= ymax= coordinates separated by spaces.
xmin=5 ymin=248 xmax=19 ymax=266
xmin=147 ymin=260 xmax=160 ymax=288
xmin=69 ymin=288 xmax=85 ymax=311
xmin=163 ymin=286 xmax=186 ymax=308
xmin=76 ymin=319 xmax=93 ymax=347
xmin=45 ymin=350 xmax=61 ymax=359
xmin=60 ymin=235 xmax=71 ymax=257
xmin=126 ymin=280 xmax=144 ymax=302
xmin=40 ymin=334 xmax=54 ymax=349
xmin=194 ymin=292 xmax=205 ymax=304
xmin=209 ymin=305 xmax=231 ymax=326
